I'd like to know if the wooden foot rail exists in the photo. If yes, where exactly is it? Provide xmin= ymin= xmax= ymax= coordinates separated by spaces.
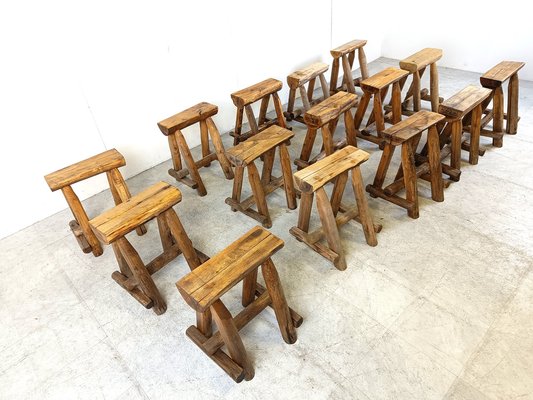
xmin=329 ymin=39 xmax=369 ymax=94
xmin=176 ymin=226 xmax=302 ymax=382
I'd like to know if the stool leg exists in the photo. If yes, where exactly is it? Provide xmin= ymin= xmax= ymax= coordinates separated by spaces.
xmin=116 ymin=237 xmax=166 ymax=315
xmin=469 ymin=104 xmax=482 ymax=165
xmin=244 ymin=105 xmax=259 ymax=136
xmin=248 ymin=161 xmax=272 ymax=228
xmin=279 ymin=144 xmax=297 ymax=210
xmin=450 ymin=119 xmax=463 ymax=171
xmin=200 ymin=120 xmax=211 ymax=166
xmin=341 ymin=55 xmax=356 ymax=94
xmin=157 ymin=214 xmax=175 ymax=251
xmin=373 ymin=92 xmax=385 ymax=133
xmin=211 ymin=300 xmax=254 ymax=381
xmin=354 ymin=92 xmax=371 ymax=129
xmin=316 ymin=187 xmax=346 ymax=271
xmin=206 ymin=117 xmax=234 ymax=179
xmin=330 ymin=58 xmax=340 ymax=93
xmin=242 ymin=269 xmax=258 ymax=307
xmin=230 ymin=166 xmax=244 ymax=212
xmin=344 ymin=109 xmax=357 ymax=147
xmin=299 ymin=85 xmax=311 ymax=111
xmin=371 ymin=143 xmax=395 ymax=190
xmin=413 ymin=70 xmax=422 ymax=112
xmin=307 ymin=76 xmax=316 ymax=103
xmin=168 ymin=133 xmax=183 ymax=172
xmin=358 ymin=47 xmax=369 ymax=80
xmin=258 ymin=94 xmax=270 ymax=126
xmin=401 ymin=141 xmax=419 ymax=219
xmin=507 ymin=73 xmax=519 ymax=134
xmin=321 ymin=125 xmax=334 ymax=156
xmin=262 ymin=258 xmax=297 ymax=344
xmin=298 ymin=127 xmax=318 ymax=168
xmin=297 ymin=192 xmax=314 ymax=232
xmin=272 ymin=92 xmax=287 ymax=128
xmin=164 ymin=209 xmax=201 ymax=270
xmin=286 ymin=88 xmax=296 ymax=118
xmin=427 ymin=125 xmax=444 ymax=202
xmin=234 ymin=107 xmax=244 ymax=145
xmin=111 ymin=241 xmax=132 ymax=277
xmin=319 ymin=73 xmax=330 ymax=99
xmin=261 ymin=148 xmax=276 ymax=185
xmin=351 ymin=166 xmax=378 ymax=246
xmin=391 ymin=82 xmax=402 ymax=124
xmin=174 ymin=129 xmax=207 ymax=196
xmin=330 ymin=171 xmax=349 ymax=216
xmin=430 ymin=63 xmax=440 ymax=112
xmin=492 ymin=86 xmax=504 ymax=147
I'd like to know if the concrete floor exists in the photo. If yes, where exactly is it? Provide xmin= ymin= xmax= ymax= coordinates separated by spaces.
xmin=1 ymin=58 xmax=532 ymax=400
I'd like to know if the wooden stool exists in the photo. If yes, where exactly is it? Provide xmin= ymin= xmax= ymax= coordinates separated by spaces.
xmin=294 ymin=91 xmax=358 ymax=169
xmin=44 ymin=149 xmax=146 ymax=257
xmin=366 ymin=111 xmax=445 ymax=219
xmin=90 ymin=182 xmax=208 ymax=316
xmin=285 ymin=62 xmax=330 ymax=124
xmin=176 ymin=226 xmax=303 ymax=382
xmin=230 ymin=78 xmax=286 ymax=144
xmin=398 ymin=48 xmax=443 ymax=114
xmin=157 ymin=102 xmax=234 ymax=196
xmin=290 ymin=146 xmax=380 ymax=271
xmin=480 ymin=61 xmax=525 ymax=146
xmin=329 ymin=39 xmax=369 ymax=94
xmin=354 ymin=67 xmax=409 ymax=146
xmin=438 ymin=85 xmax=492 ymax=171
xmin=225 ymin=126 xmax=297 ymax=228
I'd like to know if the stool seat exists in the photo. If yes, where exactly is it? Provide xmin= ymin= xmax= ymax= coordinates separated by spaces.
xmin=304 ymin=91 xmax=358 ymax=127
xmin=480 ymin=61 xmax=525 ymax=88
xmin=287 ymin=62 xmax=329 ymax=89
xmin=226 ymin=125 xmax=293 ymax=167
xmin=382 ymin=110 xmax=445 ymax=145
xmin=231 ymin=78 xmax=283 ymax=108
xmin=157 ymin=102 xmax=218 ymax=134
xmin=439 ymin=85 xmax=492 ymax=118
xmin=294 ymin=146 xmax=369 ymax=193
xmin=399 ymin=48 xmax=443 ymax=72
xmin=91 ymin=182 xmax=181 ymax=244
xmin=45 ymin=149 xmax=125 ymax=192
xmin=330 ymin=39 xmax=367 ymax=57
xmin=178 ymin=226 xmax=284 ymax=313
xmin=360 ymin=67 xmax=409 ymax=93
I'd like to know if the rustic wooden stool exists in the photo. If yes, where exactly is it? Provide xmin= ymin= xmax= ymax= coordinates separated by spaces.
xmin=438 ymin=85 xmax=492 ymax=171
xmin=89 ymin=182 xmax=208 ymax=316
xmin=294 ymin=91 xmax=358 ymax=169
xmin=480 ymin=61 xmax=525 ymax=146
xmin=157 ymin=102 xmax=234 ymax=196
xmin=176 ymin=226 xmax=303 ymax=382
xmin=366 ymin=111 xmax=445 ymax=219
xmin=44 ymin=149 xmax=146 ymax=257
xmin=230 ymin=78 xmax=286 ymax=144
xmin=285 ymin=62 xmax=330 ymax=124
xmin=290 ymin=146 xmax=380 ymax=271
xmin=329 ymin=39 xmax=369 ymax=94
xmin=354 ymin=67 xmax=409 ymax=146
xmin=398 ymin=48 xmax=443 ymax=114
xmin=225 ymin=126 xmax=296 ymax=228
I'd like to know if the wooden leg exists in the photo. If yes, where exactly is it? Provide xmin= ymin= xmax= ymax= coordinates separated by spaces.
xmin=261 ymin=258 xmax=297 ymax=344
xmin=234 ymin=107 xmax=244 ymax=145
xmin=164 ymin=208 xmax=201 ymax=270
xmin=371 ymin=143 xmax=395 ymax=189
xmin=258 ymin=94 xmax=270 ymax=126
xmin=316 ymin=187 xmax=346 ymax=270
xmin=286 ymin=88 xmax=296 ymax=118
xmin=450 ymin=119 xmax=463 ymax=171
xmin=354 ymin=92 xmax=371 ymax=129
xmin=299 ymin=85 xmax=311 ymax=111
xmin=297 ymin=192 xmax=314 ymax=232
xmin=245 ymin=105 xmax=259 ymax=136
xmin=261 ymin=148 xmax=275 ymax=185
xmin=116 ymin=237 xmax=166 ymax=315
xmin=392 ymin=82 xmax=402 ymax=124
xmin=492 ymin=86 xmax=504 ymax=147
xmin=430 ymin=63 xmax=440 ymax=112
xmin=272 ymin=92 xmax=287 ymax=129
xmin=298 ymin=127 xmax=318 ymax=167
xmin=200 ymin=120 xmax=211 ymax=166
xmin=330 ymin=171 xmax=348 ymax=216
xmin=427 ymin=125 xmax=444 ymax=202
xmin=507 ymin=73 xmax=519 ymax=134
xmin=319 ymin=73 xmax=329 ymax=99
xmin=358 ymin=47 xmax=369 ymax=80
xmin=247 ymin=162 xmax=272 ymax=228
xmin=330 ymin=58 xmax=340 ymax=93
xmin=307 ymin=77 xmax=316 ymax=103
xmin=351 ymin=167 xmax=378 ymax=246
xmin=401 ymin=141 xmax=419 ymax=219
xmin=157 ymin=214 xmax=175 ymax=251
xmin=321 ymin=124 xmax=334 ymax=156
xmin=167 ymin=133 xmax=183 ymax=172
xmin=230 ymin=166 xmax=244 ymax=212
xmin=279 ymin=144 xmax=297 ymax=210
xmin=112 ymin=241 xmax=131 ymax=277
xmin=242 ymin=269 xmax=258 ymax=307
xmin=206 ymin=117 xmax=234 ymax=179
xmin=107 ymin=169 xmax=146 ymax=236
xmin=373 ymin=93 xmax=385 ymax=133
xmin=61 ymin=186 xmax=103 ymax=257
xmin=469 ymin=105 xmax=482 ymax=165
xmin=174 ymin=129 xmax=207 ymax=196
xmin=344 ymin=109 xmax=357 ymax=147
xmin=211 ymin=300 xmax=254 ymax=381
xmin=413 ymin=70 xmax=421 ymax=111
xmin=342 ymin=55 xmax=356 ymax=94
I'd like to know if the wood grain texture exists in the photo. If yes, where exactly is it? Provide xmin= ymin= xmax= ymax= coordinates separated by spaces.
xmin=157 ymin=102 xmax=218 ymax=135
xmin=303 ymin=91 xmax=358 ymax=127
xmin=439 ymin=85 xmax=492 ymax=118
xmin=382 ymin=110 xmax=444 ymax=145
xmin=399 ymin=48 xmax=442 ymax=72
xmin=480 ymin=61 xmax=525 ymax=88
xmin=330 ymin=39 xmax=367 ymax=57
xmin=287 ymin=62 xmax=329 ymax=89
xmin=360 ymin=67 xmax=409 ymax=93
xmin=231 ymin=78 xmax=283 ymax=107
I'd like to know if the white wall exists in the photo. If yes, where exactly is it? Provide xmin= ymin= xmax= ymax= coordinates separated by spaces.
xmin=381 ymin=0 xmax=533 ymax=80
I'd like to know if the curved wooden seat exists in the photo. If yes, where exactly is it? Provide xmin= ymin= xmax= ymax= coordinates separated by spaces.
xmin=360 ymin=67 xmax=409 ymax=93
xmin=330 ymin=39 xmax=367 ymax=58
xmin=287 ymin=62 xmax=329 ymax=89
xmin=231 ymin=78 xmax=283 ymax=107
xmin=382 ymin=110 xmax=444 ymax=145
xmin=45 ymin=149 xmax=125 ymax=192
xmin=399 ymin=48 xmax=443 ymax=72
xmin=439 ymin=85 xmax=492 ymax=119
xmin=294 ymin=146 xmax=369 ymax=193
xmin=304 ymin=91 xmax=358 ymax=127
xmin=157 ymin=102 xmax=218 ymax=135
xmin=480 ymin=61 xmax=525 ymax=88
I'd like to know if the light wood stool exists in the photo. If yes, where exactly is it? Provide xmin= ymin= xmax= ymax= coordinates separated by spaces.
xmin=285 ymin=62 xmax=330 ymax=124
xmin=438 ymin=85 xmax=492 ymax=172
xmin=158 ymin=102 xmax=234 ymax=196
xmin=90 ymin=182 xmax=208 ymax=316
xmin=225 ymin=126 xmax=297 ymax=228
xmin=230 ymin=78 xmax=286 ymax=144
xmin=44 ymin=149 xmax=146 ymax=257
xmin=176 ymin=226 xmax=303 ymax=382
xmin=294 ymin=91 xmax=358 ymax=169
xmin=366 ymin=111 xmax=445 ymax=219
xmin=329 ymin=39 xmax=369 ymax=94
xmin=480 ymin=61 xmax=525 ymax=146
xmin=355 ymin=67 xmax=409 ymax=146
xmin=290 ymin=146 xmax=380 ymax=271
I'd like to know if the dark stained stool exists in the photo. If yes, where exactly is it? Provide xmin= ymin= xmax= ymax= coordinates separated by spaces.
xmin=176 ymin=226 xmax=302 ymax=382
xmin=158 ymin=102 xmax=234 ymax=196
xmin=329 ymin=39 xmax=369 ymax=94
